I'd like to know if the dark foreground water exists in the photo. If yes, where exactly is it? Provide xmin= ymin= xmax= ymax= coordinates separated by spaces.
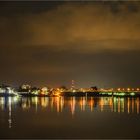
xmin=0 ymin=96 xmax=140 ymax=139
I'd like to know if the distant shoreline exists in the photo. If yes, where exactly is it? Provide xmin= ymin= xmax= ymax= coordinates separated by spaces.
xmin=1 ymin=91 xmax=140 ymax=97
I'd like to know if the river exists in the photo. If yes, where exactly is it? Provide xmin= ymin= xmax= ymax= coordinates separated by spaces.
xmin=0 ymin=96 xmax=140 ymax=138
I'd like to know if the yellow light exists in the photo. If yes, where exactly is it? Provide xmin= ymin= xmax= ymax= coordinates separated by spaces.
xmin=72 ymin=90 xmax=76 ymax=93
xmin=127 ymin=88 xmax=130 ymax=91
xmin=117 ymin=88 xmax=120 ymax=91
xmin=41 ymin=87 xmax=48 ymax=95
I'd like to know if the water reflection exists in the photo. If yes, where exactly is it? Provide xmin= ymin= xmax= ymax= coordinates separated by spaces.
xmin=0 ymin=97 xmax=140 ymax=114
xmin=0 ymin=96 xmax=140 ymax=128
xmin=0 ymin=97 xmax=20 ymax=129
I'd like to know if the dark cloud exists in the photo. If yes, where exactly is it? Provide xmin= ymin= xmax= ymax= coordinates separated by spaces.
xmin=1 ymin=2 xmax=140 ymax=50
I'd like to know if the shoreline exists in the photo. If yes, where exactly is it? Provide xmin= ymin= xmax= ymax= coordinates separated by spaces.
xmin=0 ymin=91 xmax=140 ymax=97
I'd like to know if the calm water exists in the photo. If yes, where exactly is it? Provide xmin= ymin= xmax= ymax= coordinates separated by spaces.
xmin=0 ymin=96 xmax=140 ymax=139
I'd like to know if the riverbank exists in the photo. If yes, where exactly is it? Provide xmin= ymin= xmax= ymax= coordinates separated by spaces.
xmin=11 ymin=91 xmax=140 ymax=97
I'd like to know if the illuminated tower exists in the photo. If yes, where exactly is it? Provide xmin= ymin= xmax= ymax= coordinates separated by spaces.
xmin=71 ymin=80 xmax=75 ymax=90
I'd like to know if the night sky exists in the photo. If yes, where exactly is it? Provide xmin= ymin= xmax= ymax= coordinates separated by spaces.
xmin=0 ymin=1 xmax=140 ymax=88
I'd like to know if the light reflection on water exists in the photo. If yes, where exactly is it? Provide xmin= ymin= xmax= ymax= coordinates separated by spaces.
xmin=0 ymin=96 xmax=140 ymax=129
xmin=0 ymin=96 xmax=140 ymax=138
xmin=0 ymin=97 xmax=140 ymax=113
xmin=0 ymin=96 xmax=140 ymax=114
xmin=26 ymin=97 xmax=139 ymax=114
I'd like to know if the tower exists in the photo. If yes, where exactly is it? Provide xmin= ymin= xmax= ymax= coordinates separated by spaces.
xmin=71 ymin=80 xmax=75 ymax=90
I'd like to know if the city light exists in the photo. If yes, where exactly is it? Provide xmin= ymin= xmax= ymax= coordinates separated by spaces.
xmin=0 ymin=83 xmax=140 ymax=97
